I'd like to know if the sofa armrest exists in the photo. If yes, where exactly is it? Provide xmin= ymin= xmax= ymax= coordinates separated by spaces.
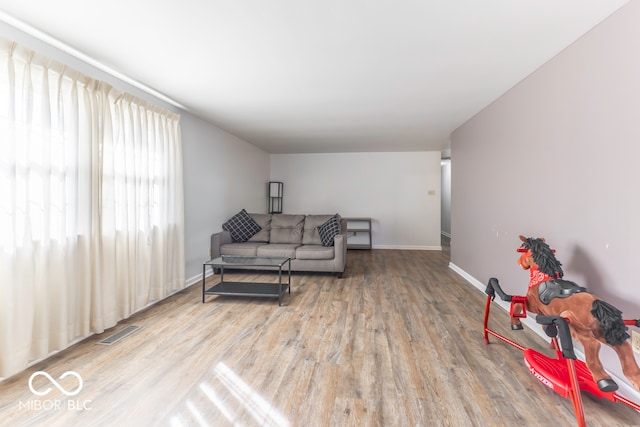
xmin=333 ymin=222 xmax=348 ymax=277
xmin=210 ymin=230 xmax=232 ymax=259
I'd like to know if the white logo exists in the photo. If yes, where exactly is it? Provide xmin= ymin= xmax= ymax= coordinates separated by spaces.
xmin=28 ymin=371 xmax=83 ymax=397
xmin=528 ymin=367 xmax=554 ymax=390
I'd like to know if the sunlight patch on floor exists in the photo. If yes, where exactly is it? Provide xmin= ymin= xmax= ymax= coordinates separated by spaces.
xmin=169 ymin=361 xmax=290 ymax=427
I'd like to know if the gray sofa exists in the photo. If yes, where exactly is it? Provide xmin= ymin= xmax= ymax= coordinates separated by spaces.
xmin=210 ymin=213 xmax=347 ymax=278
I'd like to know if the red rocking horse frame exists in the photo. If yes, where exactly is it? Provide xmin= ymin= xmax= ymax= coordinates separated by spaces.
xmin=483 ymin=236 xmax=640 ymax=426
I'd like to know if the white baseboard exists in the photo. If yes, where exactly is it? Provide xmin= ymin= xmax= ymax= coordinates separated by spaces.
xmin=372 ymin=245 xmax=442 ymax=250
xmin=186 ymin=270 xmax=214 ymax=287
xmin=448 ymin=262 xmax=640 ymax=402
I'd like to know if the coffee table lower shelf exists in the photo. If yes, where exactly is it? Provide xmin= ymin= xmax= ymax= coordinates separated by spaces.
xmin=202 ymin=255 xmax=292 ymax=306
xmin=204 ymin=282 xmax=290 ymax=299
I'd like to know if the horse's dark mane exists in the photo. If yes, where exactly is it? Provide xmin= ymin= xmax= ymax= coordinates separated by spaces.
xmin=522 ymin=237 xmax=564 ymax=278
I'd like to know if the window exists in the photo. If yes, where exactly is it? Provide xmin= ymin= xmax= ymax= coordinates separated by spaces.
xmin=0 ymin=37 xmax=185 ymax=378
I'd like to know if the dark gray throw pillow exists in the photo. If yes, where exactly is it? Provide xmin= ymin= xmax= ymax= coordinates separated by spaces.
xmin=317 ymin=214 xmax=341 ymax=247
xmin=222 ymin=209 xmax=262 ymax=242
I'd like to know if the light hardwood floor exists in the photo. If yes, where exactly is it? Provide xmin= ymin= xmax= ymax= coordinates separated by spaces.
xmin=1 ymin=246 xmax=639 ymax=426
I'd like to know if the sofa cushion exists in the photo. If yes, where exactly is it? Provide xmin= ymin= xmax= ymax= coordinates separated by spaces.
xmin=222 ymin=209 xmax=262 ymax=242
xmin=256 ymin=243 xmax=299 ymax=259
xmin=296 ymin=244 xmax=335 ymax=260
xmin=269 ymin=214 xmax=305 ymax=244
xmin=220 ymin=242 xmax=266 ymax=257
xmin=248 ymin=213 xmax=271 ymax=243
xmin=317 ymin=214 xmax=341 ymax=246
xmin=302 ymin=214 xmax=334 ymax=245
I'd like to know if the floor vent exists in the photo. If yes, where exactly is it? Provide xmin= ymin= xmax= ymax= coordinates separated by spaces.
xmin=98 ymin=325 xmax=141 ymax=346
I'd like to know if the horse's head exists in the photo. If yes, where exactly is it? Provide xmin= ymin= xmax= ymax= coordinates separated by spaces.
xmin=517 ymin=235 xmax=537 ymax=270
xmin=517 ymin=235 xmax=563 ymax=278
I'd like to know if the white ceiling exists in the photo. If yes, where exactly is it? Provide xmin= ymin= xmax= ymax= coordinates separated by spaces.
xmin=0 ymin=1 xmax=631 ymax=154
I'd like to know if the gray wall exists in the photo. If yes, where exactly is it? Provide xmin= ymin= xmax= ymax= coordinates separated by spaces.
xmin=271 ymin=152 xmax=442 ymax=249
xmin=440 ymin=159 xmax=451 ymax=237
xmin=182 ymin=115 xmax=269 ymax=280
xmin=450 ymin=2 xmax=640 ymax=395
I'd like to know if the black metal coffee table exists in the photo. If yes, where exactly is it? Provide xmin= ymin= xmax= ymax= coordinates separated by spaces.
xmin=202 ymin=255 xmax=291 ymax=306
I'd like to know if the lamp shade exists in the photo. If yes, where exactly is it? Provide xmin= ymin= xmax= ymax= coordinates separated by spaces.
xmin=268 ymin=181 xmax=283 ymax=213
xmin=269 ymin=182 xmax=282 ymax=197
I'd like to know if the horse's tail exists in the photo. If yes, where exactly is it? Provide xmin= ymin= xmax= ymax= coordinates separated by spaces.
xmin=591 ymin=299 xmax=630 ymax=346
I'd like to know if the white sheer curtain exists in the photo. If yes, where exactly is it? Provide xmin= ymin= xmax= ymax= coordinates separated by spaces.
xmin=0 ymin=37 xmax=185 ymax=378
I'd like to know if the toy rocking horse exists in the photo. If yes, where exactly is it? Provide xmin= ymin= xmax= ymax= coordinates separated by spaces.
xmin=483 ymin=236 xmax=640 ymax=426
xmin=487 ymin=235 xmax=640 ymax=392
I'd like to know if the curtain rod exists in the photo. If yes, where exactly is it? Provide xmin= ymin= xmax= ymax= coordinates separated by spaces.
xmin=0 ymin=11 xmax=187 ymax=111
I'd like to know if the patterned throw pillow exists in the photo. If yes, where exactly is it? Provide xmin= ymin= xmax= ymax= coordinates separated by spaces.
xmin=222 ymin=209 xmax=262 ymax=242
xmin=317 ymin=214 xmax=341 ymax=247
